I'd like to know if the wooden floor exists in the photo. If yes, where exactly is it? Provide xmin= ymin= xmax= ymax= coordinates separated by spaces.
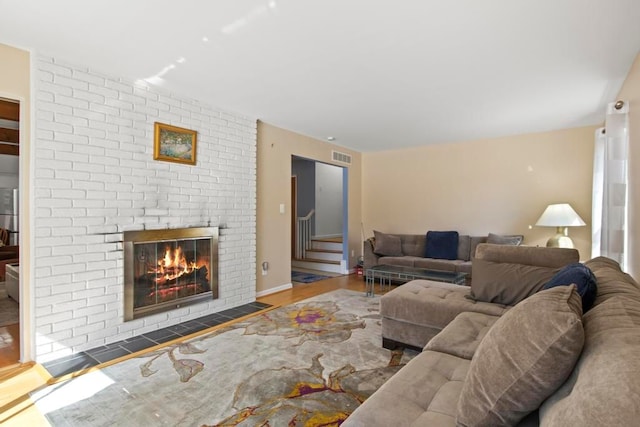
xmin=0 ymin=273 xmax=369 ymax=426
xmin=0 ymin=323 xmax=20 ymax=368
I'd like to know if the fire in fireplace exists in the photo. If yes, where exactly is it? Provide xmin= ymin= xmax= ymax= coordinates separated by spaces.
xmin=123 ymin=227 xmax=218 ymax=320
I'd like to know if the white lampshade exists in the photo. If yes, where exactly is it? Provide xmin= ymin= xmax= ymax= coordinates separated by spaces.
xmin=535 ymin=203 xmax=585 ymax=248
xmin=535 ymin=203 xmax=586 ymax=227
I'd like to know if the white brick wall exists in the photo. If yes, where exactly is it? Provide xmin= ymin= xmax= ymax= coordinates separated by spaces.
xmin=34 ymin=56 xmax=257 ymax=362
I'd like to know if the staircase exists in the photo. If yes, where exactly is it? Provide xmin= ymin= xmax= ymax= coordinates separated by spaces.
xmin=292 ymin=237 xmax=344 ymax=274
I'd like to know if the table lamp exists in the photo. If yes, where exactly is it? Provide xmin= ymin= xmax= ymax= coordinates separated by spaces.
xmin=535 ymin=203 xmax=586 ymax=248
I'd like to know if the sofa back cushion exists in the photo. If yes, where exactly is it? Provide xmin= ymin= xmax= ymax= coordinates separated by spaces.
xmin=373 ymin=230 xmax=403 ymax=256
xmin=487 ymin=232 xmax=524 ymax=245
xmin=539 ymin=257 xmax=640 ymax=426
xmin=457 ymin=285 xmax=584 ymax=427
xmin=470 ymin=244 xmax=580 ymax=306
xmin=469 ymin=236 xmax=488 ymax=260
xmin=398 ymin=234 xmax=426 ymax=257
xmin=584 ymin=256 xmax=640 ymax=304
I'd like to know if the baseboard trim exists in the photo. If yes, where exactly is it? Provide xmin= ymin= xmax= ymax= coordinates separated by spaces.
xmin=256 ymin=282 xmax=293 ymax=298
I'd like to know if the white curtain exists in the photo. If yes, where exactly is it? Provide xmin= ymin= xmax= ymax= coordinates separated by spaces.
xmin=592 ymin=100 xmax=629 ymax=269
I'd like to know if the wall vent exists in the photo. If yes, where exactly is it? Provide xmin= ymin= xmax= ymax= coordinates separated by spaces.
xmin=332 ymin=150 xmax=352 ymax=165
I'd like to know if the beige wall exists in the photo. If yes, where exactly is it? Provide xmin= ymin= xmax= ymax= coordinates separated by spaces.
xmin=618 ymin=53 xmax=640 ymax=279
xmin=0 ymin=43 xmax=32 ymax=361
xmin=256 ymin=122 xmax=362 ymax=294
xmin=363 ymin=126 xmax=597 ymax=260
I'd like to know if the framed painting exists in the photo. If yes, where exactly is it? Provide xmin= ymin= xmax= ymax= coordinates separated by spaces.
xmin=153 ymin=122 xmax=197 ymax=165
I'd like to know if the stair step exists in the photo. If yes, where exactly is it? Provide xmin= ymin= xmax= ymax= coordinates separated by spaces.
xmin=293 ymin=257 xmax=340 ymax=265
xmin=304 ymin=249 xmax=342 ymax=262
xmin=311 ymin=240 xmax=342 ymax=251
xmin=292 ymin=258 xmax=343 ymax=274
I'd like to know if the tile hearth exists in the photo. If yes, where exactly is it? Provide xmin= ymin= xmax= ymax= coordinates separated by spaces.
xmin=43 ymin=301 xmax=271 ymax=378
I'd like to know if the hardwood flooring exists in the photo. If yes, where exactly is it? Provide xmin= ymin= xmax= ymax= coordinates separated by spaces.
xmin=0 ymin=273 xmax=372 ymax=426
xmin=0 ymin=323 xmax=20 ymax=368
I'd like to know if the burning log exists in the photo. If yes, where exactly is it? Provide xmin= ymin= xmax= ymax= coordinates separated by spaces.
xmin=134 ymin=265 xmax=210 ymax=307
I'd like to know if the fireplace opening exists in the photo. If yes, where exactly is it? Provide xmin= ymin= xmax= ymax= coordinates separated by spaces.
xmin=124 ymin=227 xmax=218 ymax=321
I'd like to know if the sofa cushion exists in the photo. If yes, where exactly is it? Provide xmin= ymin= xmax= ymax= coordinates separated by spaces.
xmin=470 ymin=259 xmax=560 ymax=305
xmin=377 ymin=256 xmax=415 ymax=267
xmin=413 ymin=257 xmax=462 ymax=272
xmin=457 ymin=261 xmax=472 ymax=275
xmin=343 ymin=350 xmax=470 ymax=427
xmin=539 ymin=294 xmax=640 ymax=426
xmin=425 ymin=231 xmax=459 ymax=260
xmin=543 ymin=262 xmax=598 ymax=312
xmin=457 ymin=235 xmax=471 ymax=261
xmin=373 ymin=230 xmax=403 ymax=256
xmin=398 ymin=234 xmax=427 ymax=257
xmin=456 ymin=285 xmax=584 ymax=427
xmin=475 ymin=243 xmax=579 ymax=268
xmin=469 ymin=236 xmax=488 ymax=260
xmin=381 ymin=280 xmax=509 ymax=339
xmin=424 ymin=312 xmax=500 ymax=360
xmin=487 ymin=233 xmax=524 ymax=245
xmin=585 ymin=256 xmax=640 ymax=305
xmin=469 ymin=244 xmax=580 ymax=306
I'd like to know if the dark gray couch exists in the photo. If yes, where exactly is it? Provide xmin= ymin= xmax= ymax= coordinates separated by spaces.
xmin=364 ymin=232 xmax=524 ymax=279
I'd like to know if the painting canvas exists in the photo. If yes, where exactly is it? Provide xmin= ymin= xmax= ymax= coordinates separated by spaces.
xmin=154 ymin=122 xmax=197 ymax=165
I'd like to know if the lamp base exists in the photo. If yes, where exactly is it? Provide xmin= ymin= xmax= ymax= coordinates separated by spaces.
xmin=546 ymin=227 xmax=575 ymax=249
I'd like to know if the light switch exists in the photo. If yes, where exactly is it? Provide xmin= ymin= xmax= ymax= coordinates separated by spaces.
xmin=279 ymin=203 xmax=285 ymax=214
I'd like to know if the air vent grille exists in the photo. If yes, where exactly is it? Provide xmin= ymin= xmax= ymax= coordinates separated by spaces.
xmin=332 ymin=150 xmax=352 ymax=165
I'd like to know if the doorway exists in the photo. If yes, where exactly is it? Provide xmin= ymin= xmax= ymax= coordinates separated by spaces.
xmin=291 ymin=156 xmax=347 ymax=275
xmin=0 ymin=98 xmax=20 ymax=368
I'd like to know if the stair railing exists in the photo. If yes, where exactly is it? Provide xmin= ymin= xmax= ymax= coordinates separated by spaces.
xmin=296 ymin=209 xmax=315 ymax=259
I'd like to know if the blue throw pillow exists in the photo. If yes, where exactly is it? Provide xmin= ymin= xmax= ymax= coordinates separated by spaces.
xmin=425 ymin=231 xmax=459 ymax=260
xmin=543 ymin=263 xmax=598 ymax=312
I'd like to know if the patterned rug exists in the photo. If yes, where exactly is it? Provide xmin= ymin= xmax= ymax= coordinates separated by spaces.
xmin=291 ymin=270 xmax=332 ymax=283
xmin=32 ymin=289 xmax=417 ymax=426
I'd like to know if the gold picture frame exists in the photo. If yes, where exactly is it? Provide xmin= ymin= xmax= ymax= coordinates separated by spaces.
xmin=153 ymin=122 xmax=197 ymax=165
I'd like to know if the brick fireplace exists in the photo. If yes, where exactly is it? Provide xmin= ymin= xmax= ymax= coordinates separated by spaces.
xmin=33 ymin=55 xmax=257 ymax=362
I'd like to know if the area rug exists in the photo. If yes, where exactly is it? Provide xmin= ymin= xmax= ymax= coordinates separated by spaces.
xmin=291 ymin=270 xmax=331 ymax=283
xmin=0 ymin=294 xmax=19 ymax=327
xmin=31 ymin=289 xmax=417 ymax=426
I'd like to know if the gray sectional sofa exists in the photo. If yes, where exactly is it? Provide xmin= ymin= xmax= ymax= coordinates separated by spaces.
xmin=364 ymin=231 xmax=522 ymax=278
xmin=345 ymin=244 xmax=640 ymax=426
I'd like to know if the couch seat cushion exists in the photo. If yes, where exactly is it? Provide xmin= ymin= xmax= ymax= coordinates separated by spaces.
xmin=376 ymin=256 xmax=416 ymax=267
xmin=456 ymin=285 xmax=584 ymax=427
xmin=343 ymin=350 xmax=470 ymax=427
xmin=413 ymin=258 xmax=463 ymax=272
xmin=381 ymin=280 xmax=509 ymax=331
xmin=457 ymin=261 xmax=473 ymax=275
xmin=424 ymin=312 xmax=500 ymax=360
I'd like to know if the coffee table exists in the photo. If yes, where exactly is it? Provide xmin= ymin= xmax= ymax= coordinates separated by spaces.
xmin=365 ymin=264 xmax=467 ymax=296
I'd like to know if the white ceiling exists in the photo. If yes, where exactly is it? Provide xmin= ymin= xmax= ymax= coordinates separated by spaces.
xmin=1 ymin=0 xmax=639 ymax=152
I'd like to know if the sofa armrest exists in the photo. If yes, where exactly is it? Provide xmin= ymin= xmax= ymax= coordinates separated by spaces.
xmin=363 ymin=238 xmax=380 ymax=270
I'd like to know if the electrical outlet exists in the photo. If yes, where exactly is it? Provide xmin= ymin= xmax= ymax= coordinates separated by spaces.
xmin=351 ymin=249 xmax=354 ymax=257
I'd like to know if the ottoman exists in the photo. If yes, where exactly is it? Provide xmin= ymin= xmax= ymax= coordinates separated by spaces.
xmin=380 ymin=279 xmax=509 ymax=350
